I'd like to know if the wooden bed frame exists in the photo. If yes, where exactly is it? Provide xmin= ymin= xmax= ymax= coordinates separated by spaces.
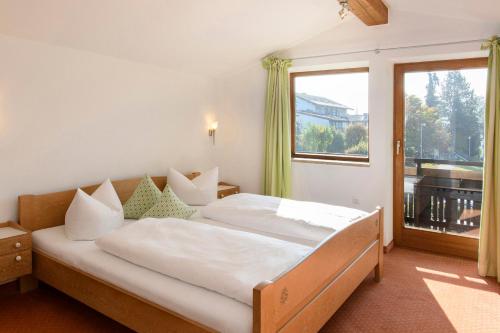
xmin=18 ymin=175 xmax=384 ymax=333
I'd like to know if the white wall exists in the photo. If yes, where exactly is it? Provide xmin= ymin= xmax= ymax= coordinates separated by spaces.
xmin=0 ymin=34 xmax=217 ymax=221
xmin=214 ymin=11 xmax=498 ymax=245
xmin=213 ymin=62 xmax=267 ymax=193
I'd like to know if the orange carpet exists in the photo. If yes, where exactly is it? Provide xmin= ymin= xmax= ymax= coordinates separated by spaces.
xmin=320 ymin=247 xmax=499 ymax=333
xmin=0 ymin=247 xmax=498 ymax=333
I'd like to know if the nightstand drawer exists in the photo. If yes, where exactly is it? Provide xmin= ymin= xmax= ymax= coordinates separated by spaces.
xmin=0 ymin=250 xmax=32 ymax=282
xmin=218 ymin=187 xmax=240 ymax=199
xmin=0 ymin=233 xmax=31 ymax=256
xmin=218 ymin=183 xmax=240 ymax=199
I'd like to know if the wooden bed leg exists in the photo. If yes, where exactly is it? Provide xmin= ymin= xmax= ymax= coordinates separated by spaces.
xmin=19 ymin=275 xmax=38 ymax=293
xmin=374 ymin=207 xmax=384 ymax=282
xmin=374 ymin=264 xmax=383 ymax=282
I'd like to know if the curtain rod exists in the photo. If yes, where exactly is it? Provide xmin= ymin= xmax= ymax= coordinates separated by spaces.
xmin=290 ymin=38 xmax=487 ymax=61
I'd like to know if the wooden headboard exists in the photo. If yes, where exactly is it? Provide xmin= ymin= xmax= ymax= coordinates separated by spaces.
xmin=18 ymin=173 xmax=200 ymax=232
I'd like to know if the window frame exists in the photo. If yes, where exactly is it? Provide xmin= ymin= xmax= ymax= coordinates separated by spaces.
xmin=290 ymin=67 xmax=370 ymax=163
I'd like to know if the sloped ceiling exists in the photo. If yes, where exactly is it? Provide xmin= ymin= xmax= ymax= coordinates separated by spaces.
xmin=0 ymin=0 xmax=498 ymax=77
xmin=283 ymin=7 xmax=500 ymax=59
xmin=0 ymin=0 xmax=342 ymax=77
xmin=387 ymin=0 xmax=500 ymax=23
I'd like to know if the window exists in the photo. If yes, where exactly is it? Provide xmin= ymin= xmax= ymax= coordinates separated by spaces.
xmin=290 ymin=68 xmax=369 ymax=162
xmin=393 ymin=57 xmax=488 ymax=258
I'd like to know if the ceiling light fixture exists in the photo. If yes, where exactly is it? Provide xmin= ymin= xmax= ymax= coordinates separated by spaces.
xmin=338 ymin=0 xmax=350 ymax=20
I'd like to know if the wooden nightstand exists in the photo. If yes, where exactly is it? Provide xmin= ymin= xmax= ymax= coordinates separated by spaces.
xmin=218 ymin=182 xmax=240 ymax=199
xmin=0 ymin=221 xmax=32 ymax=288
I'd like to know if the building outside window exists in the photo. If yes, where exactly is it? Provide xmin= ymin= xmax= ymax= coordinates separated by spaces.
xmin=290 ymin=68 xmax=369 ymax=162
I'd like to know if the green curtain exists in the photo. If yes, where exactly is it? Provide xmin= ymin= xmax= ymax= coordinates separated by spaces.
xmin=262 ymin=56 xmax=292 ymax=197
xmin=479 ymin=36 xmax=500 ymax=282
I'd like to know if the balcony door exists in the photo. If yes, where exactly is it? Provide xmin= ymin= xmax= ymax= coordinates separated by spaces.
xmin=393 ymin=58 xmax=488 ymax=259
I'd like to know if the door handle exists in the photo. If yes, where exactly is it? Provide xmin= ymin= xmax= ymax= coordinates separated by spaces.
xmin=396 ymin=140 xmax=401 ymax=155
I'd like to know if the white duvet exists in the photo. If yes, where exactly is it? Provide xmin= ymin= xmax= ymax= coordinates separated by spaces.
xmin=201 ymin=193 xmax=368 ymax=242
xmin=95 ymin=218 xmax=311 ymax=306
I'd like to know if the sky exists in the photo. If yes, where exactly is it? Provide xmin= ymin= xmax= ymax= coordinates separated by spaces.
xmin=295 ymin=72 xmax=369 ymax=115
xmin=404 ymin=68 xmax=487 ymax=100
xmin=294 ymin=68 xmax=487 ymax=116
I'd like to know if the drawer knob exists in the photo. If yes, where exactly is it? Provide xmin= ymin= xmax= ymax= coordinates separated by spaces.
xmin=220 ymin=194 xmax=225 ymax=198
xmin=15 ymin=256 xmax=22 ymax=262
xmin=15 ymin=242 xmax=21 ymax=248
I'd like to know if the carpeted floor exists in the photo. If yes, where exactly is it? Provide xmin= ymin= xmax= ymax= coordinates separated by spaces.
xmin=0 ymin=247 xmax=498 ymax=333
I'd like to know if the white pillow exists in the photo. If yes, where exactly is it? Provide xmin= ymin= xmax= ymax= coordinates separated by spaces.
xmin=168 ymin=167 xmax=218 ymax=205
xmin=91 ymin=179 xmax=124 ymax=213
xmin=65 ymin=179 xmax=124 ymax=240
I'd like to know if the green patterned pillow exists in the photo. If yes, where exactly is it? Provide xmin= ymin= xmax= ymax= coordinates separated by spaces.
xmin=141 ymin=185 xmax=196 ymax=219
xmin=123 ymin=175 xmax=162 ymax=219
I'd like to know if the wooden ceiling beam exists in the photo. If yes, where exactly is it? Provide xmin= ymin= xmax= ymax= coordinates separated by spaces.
xmin=348 ymin=0 xmax=388 ymax=26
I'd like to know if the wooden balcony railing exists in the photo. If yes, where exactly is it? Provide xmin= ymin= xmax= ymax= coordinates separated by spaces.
xmin=404 ymin=158 xmax=483 ymax=237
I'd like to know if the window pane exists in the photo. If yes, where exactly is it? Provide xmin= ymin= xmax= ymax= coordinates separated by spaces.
xmin=293 ymin=70 xmax=369 ymax=158
xmin=403 ymin=68 xmax=487 ymax=238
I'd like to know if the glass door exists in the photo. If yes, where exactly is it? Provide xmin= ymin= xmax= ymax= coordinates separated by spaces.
xmin=394 ymin=58 xmax=488 ymax=259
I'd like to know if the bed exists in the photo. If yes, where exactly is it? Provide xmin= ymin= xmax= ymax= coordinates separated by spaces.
xmin=18 ymin=175 xmax=384 ymax=333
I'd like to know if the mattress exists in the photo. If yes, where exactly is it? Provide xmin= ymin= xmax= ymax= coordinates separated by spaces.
xmin=32 ymin=223 xmax=253 ymax=333
xmin=31 ymin=205 xmax=340 ymax=332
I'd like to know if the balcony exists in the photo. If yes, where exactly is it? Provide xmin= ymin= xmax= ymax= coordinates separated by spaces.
xmin=404 ymin=158 xmax=483 ymax=238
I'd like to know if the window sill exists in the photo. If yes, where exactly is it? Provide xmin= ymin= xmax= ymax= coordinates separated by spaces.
xmin=292 ymin=157 xmax=370 ymax=167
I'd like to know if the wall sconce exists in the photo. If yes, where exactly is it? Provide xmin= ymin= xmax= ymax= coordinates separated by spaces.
xmin=208 ymin=121 xmax=218 ymax=145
